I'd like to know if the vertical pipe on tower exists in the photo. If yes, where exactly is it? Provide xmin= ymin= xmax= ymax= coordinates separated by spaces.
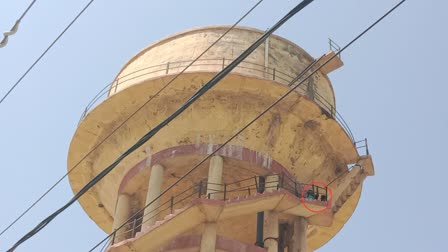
xmin=255 ymin=176 xmax=266 ymax=247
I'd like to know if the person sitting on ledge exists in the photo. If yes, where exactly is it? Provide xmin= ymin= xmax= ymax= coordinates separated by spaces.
xmin=306 ymin=189 xmax=315 ymax=199
xmin=320 ymin=195 xmax=327 ymax=202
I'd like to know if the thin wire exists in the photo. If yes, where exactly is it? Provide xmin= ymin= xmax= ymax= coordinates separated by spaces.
xmin=0 ymin=0 xmax=37 ymax=48
xmin=0 ymin=0 xmax=96 ymax=104
xmin=0 ymin=0 xmax=264 ymax=239
xmin=87 ymin=1 xmax=406 ymax=250
xmin=98 ymin=236 xmax=110 ymax=252
xmin=327 ymin=164 xmax=359 ymax=187
xmin=18 ymin=0 xmax=38 ymax=21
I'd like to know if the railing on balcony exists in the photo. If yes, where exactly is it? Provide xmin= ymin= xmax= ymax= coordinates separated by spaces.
xmin=329 ymin=38 xmax=342 ymax=59
xmin=355 ymin=138 xmax=370 ymax=156
xmin=110 ymin=173 xmax=328 ymax=245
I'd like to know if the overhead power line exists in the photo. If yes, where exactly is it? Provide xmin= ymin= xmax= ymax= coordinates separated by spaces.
xmin=0 ymin=0 xmax=96 ymax=105
xmin=0 ymin=0 xmax=264 ymax=239
xmin=6 ymin=1 xmax=314 ymax=250
xmin=0 ymin=0 xmax=37 ymax=48
xmin=88 ymin=1 xmax=406 ymax=250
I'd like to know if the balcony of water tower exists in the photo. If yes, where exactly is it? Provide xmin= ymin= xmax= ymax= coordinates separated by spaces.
xmin=104 ymin=147 xmax=373 ymax=252
xmin=106 ymin=172 xmax=329 ymax=251
xmin=78 ymin=46 xmax=356 ymax=147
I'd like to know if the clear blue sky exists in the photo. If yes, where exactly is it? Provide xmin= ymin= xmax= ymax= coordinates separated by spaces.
xmin=0 ymin=0 xmax=446 ymax=251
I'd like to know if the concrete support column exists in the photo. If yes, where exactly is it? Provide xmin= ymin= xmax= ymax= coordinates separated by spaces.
xmin=112 ymin=194 xmax=132 ymax=243
xmin=257 ymin=175 xmax=279 ymax=250
xmin=200 ymin=156 xmax=221 ymax=251
xmin=289 ymin=217 xmax=308 ymax=252
xmin=263 ymin=211 xmax=279 ymax=252
xmin=206 ymin=156 xmax=223 ymax=199
xmin=200 ymin=223 xmax=217 ymax=252
xmin=142 ymin=164 xmax=165 ymax=228
xmin=265 ymin=174 xmax=279 ymax=192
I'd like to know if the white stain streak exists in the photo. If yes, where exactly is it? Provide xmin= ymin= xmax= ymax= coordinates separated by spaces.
xmin=145 ymin=146 xmax=152 ymax=167
xmin=206 ymin=134 xmax=214 ymax=154
xmin=195 ymin=133 xmax=201 ymax=148
xmin=207 ymin=143 xmax=213 ymax=155
xmin=257 ymin=152 xmax=273 ymax=170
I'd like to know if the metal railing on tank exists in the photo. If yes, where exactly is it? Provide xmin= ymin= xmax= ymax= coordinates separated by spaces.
xmin=355 ymin=138 xmax=370 ymax=156
xmin=110 ymin=173 xmax=328 ymax=245
xmin=78 ymin=58 xmax=356 ymax=143
xmin=329 ymin=38 xmax=342 ymax=59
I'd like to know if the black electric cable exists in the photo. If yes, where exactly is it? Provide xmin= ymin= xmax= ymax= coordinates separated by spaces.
xmin=327 ymin=164 xmax=360 ymax=187
xmin=18 ymin=0 xmax=37 ymax=21
xmin=6 ymin=1 xmax=314 ymax=251
xmin=87 ymin=1 xmax=406 ymax=250
xmin=0 ymin=0 xmax=264 ymax=239
xmin=0 ymin=0 xmax=37 ymax=48
xmin=0 ymin=0 xmax=96 ymax=104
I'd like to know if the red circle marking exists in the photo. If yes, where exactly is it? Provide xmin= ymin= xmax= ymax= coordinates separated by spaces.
xmin=300 ymin=181 xmax=333 ymax=213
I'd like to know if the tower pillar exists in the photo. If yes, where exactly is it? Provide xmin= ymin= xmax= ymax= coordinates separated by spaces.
xmin=112 ymin=194 xmax=132 ymax=243
xmin=289 ymin=217 xmax=308 ymax=252
xmin=200 ymin=223 xmax=218 ymax=252
xmin=263 ymin=174 xmax=279 ymax=252
xmin=142 ymin=164 xmax=165 ymax=228
xmin=264 ymin=211 xmax=279 ymax=252
xmin=199 ymin=156 xmax=223 ymax=251
xmin=206 ymin=155 xmax=223 ymax=199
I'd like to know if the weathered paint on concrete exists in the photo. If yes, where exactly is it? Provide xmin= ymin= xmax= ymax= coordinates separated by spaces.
xmin=161 ymin=235 xmax=267 ymax=252
xmin=107 ymin=190 xmax=334 ymax=252
xmin=67 ymin=26 xmax=372 ymax=252
xmin=109 ymin=26 xmax=336 ymax=114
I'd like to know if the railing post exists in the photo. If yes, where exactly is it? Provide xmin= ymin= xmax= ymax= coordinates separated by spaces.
xmin=365 ymin=138 xmax=369 ymax=155
xmin=114 ymin=79 xmax=119 ymax=93
xmin=131 ymin=218 xmax=137 ymax=238
xmin=254 ymin=176 xmax=258 ymax=191
xmin=223 ymin=183 xmax=227 ymax=200
xmin=166 ymin=62 xmax=170 ymax=74
xmin=198 ymin=180 xmax=203 ymax=198
xmin=279 ymin=173 xmax=285 ymax=190
xmin=294 ymin=181 xmax=298 ymax=197
xmin=170 ymin=196 xmax=174 ymax=214
xmin=112 ymin=230 xmax=116 ymax=245
xmin=81 ymin=108 xmax=87 ymax=120
xmin=222 ymin=57 xmax=225 ymax=69
xmin=273 ymin=68 xmax=276 ymax=80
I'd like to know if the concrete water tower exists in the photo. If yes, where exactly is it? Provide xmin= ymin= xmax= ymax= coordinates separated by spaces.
xmin=68 ymin=26 xmax=374 ymax=252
